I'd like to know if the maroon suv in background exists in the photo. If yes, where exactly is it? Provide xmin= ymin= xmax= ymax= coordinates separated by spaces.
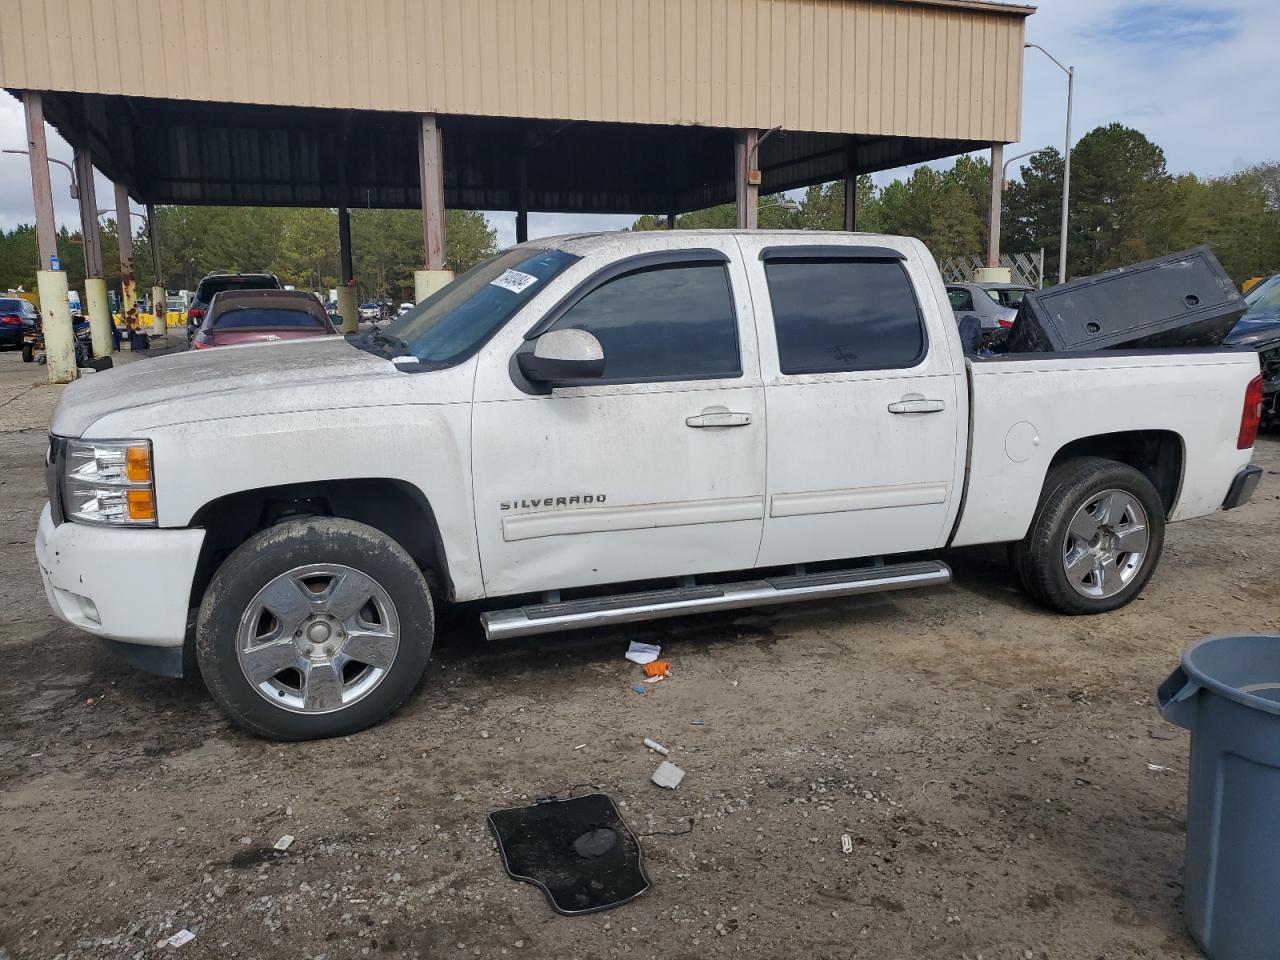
xmin=190 ymin=290 xmax=336 ymax=349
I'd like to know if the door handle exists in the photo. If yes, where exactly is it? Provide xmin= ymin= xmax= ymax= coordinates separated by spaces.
xmin=888 ymin=396 xmax=946 ymax=414
xmin=687 ymin=405 xmax=752 ymax=428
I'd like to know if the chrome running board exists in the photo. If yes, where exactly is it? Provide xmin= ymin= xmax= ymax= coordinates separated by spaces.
xmin=481 ymin=560 xmax=951 ymax=641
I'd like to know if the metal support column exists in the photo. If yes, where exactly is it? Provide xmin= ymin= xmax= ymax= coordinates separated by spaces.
xmin=415 ymin=114 xmax=452 ymax=301
xmin=987 ymin=143 xmax=1003 ymax=267
xmin=337 ymin=205 xmax=356 ymax=333
xmin=24 ymin=92 xmax=56 ymax=269
xmin=843 ymin=155 xmax=859 ymax=231
xmin=73 ymin=110 xmax=111 ymax=360
xmin=115 ymin=181 xmax=137 ymax=318
xmin=978 ymin=143 xmax=1012 ymax=283
xmin=515 ymin=147 xmax=529 ymax=244
xmin=146 ymin=203 xmax=165 ymax=337
xmin=25 ymin=91 xmax=76 ymax=382
xmin=735 ymin=129 xmax=759 ymax=230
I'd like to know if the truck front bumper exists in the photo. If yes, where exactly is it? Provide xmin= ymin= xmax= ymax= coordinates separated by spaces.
xmin=35 ymin=503 xmax=205 ymax=667
xmin=1223 ymin=465 xmax=1263 ymax=510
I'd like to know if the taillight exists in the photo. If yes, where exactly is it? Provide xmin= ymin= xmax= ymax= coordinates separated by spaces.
xmin=1238 ymin=374 xmax=1263 ymax=450
xmin=188 ymin=307 xmax=205 ymax=320
xmin=998 ymin=318 xmax=1015 ymax=328
xmin=0 ymin=314 xmax=20 ymax=326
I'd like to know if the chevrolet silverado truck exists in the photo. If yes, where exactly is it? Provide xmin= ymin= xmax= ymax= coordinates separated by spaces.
xmin=36 ymin=231 xmax=1265 ymax=740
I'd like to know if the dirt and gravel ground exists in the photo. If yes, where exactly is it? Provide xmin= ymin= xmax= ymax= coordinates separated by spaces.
xmin=2 ymin=346 xmax=1278 ymax=960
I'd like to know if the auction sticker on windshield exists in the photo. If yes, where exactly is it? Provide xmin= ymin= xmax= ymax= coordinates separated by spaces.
xmin=490 ymin=269 xmax=540 ymax=294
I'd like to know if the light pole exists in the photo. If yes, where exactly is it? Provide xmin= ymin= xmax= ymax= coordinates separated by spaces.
xmin=1002 ymin=147 xmax=1050 ymax=188
xmin=3 ymin=148 xmax=78 ymax=198
xmin=1025 ymin=42 xmax=1073 ymax=284
xmin=759 ymin=197 xmax=800 ymax=213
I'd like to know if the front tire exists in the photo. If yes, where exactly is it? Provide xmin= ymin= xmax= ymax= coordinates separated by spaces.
xmin=196 ymin=518 xmax=434 ymax=740
xmin=1011 ymin=457 xmax=1166 ymax=615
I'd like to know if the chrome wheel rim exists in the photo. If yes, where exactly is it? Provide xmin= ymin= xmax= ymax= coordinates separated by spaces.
xmin=1062 ymin=489 xmax=1150 ymax=599
xmin=236 ymin=563 xmax=400 ymax=714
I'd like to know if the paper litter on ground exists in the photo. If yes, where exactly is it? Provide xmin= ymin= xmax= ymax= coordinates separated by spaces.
xmin=625 ymin=641 xmax=661 ymax=665
xmin=165 ymin=930 xmax=195 ymax=948
xmin=651 ymin=760 xmax=685 ymax=789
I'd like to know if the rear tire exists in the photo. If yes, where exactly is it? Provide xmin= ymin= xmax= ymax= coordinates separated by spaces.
xmin=21 ymin=343 xmax=33 ymax=362
xmin=196 ymin=517 xmax=434 ymax=740
xmin=1011 ymin=457 xmax=1165 ymax=615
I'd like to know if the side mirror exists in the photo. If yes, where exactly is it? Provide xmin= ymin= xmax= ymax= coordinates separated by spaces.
xmin=518 ymin=328 xmax=605 ymax=385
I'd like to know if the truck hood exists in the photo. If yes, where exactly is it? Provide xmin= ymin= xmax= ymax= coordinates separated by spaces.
xmin=50 ymin=336 xmax=456 ymax=437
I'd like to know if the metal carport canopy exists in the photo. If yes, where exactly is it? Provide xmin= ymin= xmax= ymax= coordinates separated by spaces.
xmin=1 ymin=0 xmax=1032 ymax=214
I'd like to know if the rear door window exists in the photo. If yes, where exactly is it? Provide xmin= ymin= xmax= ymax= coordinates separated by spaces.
xmin=765 ymin=259 xmax=926 ymax=374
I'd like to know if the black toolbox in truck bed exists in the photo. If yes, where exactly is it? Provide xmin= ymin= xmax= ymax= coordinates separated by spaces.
xmin=1006 ymin=246 xmax=1246 ymax=352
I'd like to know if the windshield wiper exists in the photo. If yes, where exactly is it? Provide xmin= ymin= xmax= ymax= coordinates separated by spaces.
xmin=355 ymin=326 xmax=411 ymax=358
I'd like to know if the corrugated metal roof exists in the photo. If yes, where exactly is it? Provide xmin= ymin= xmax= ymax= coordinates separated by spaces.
xmin=2 ymin=0 xmax=1027 ymax=143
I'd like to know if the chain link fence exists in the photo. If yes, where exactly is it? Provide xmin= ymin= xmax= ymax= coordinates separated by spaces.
xmin=939 ymin=250 xmax=1046 ymax=288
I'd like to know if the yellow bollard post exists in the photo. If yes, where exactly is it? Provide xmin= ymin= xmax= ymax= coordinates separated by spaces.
xmin=84 ymin=277 xmax=112 ymax=359
xmin=151 ymin=285 xmax=166 ymax=338
xmin=413 ymin=270 xmax=453 ymax=304
xmin=336 ymin=286 xmax=358 ymax=335
xmin=38 ymin=270 xmax=77 ymax=383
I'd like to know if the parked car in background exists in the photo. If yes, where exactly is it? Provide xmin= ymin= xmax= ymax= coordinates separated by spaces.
xmin=358 ymin=302 xmax=381 ymax=322
xmin=1225 ymin=274 xmax=1280 ymax=427
xmin=1 ymin=296 xmax=41 ymax=352
xmin=397 ymin=302 xmax=413 ymax=317
xmin=982 ymin=282 xmax=1034 ymax=310
xmin=190 ymin=289 xmax=335 ymax=350
xmin=186 ymin=273 xmax=283 ymax=343
xmin=946 ymin=283 xmax=1020 ymax=331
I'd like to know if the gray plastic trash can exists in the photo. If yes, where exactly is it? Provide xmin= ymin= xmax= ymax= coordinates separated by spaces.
xmin=1157 ymin=634 xmax=1280 ymax=960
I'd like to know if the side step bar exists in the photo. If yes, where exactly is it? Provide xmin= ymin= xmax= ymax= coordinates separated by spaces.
xmin=481 ymin=560 xmax=951 ymax=641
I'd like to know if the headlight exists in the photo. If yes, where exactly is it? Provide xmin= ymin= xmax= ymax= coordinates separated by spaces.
xmin=62 ymin=439 xmax=157 ymax=526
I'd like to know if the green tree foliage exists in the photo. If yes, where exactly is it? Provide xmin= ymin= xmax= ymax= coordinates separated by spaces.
xmin=0 ymin=206 xmax=498 ymax=304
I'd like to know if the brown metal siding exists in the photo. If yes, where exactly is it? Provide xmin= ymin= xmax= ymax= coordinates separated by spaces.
xmin=0 ymin=0 xmax=1026 ymax=142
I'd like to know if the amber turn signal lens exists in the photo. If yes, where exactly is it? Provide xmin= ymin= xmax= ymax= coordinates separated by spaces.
xmin=127 ymin=489 xmax=156 ymax=521
xmin=125 ymin=445 xmax=152 ymax=483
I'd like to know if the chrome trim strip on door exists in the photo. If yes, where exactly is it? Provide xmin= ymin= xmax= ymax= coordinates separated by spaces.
xmin=769 ymin=481 xmax=948 ymax=518
xmin=501 ymin=495 xmax=765 ymax=542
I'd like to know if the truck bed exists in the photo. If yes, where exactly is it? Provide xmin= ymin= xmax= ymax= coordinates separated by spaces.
xmin=950 ymin=347 xmax=1260 ymax=547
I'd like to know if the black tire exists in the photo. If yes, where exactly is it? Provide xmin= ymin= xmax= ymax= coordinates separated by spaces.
xmin=1010 ymin=457 xmax=1166 ymax=615
xmin=21 ymin=343 xmax=34 ymax=362
xmin=196 ymin=517 xmax=434 ymax=740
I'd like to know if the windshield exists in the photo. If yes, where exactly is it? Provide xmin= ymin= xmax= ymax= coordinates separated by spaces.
xmin=1244 ymin=276 xmax=1280 ymax=312
xmin=373 ymin=247 xmax=579 ymax=366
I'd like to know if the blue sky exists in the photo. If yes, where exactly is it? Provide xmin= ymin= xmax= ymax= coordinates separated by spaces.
xmin=0 ymin=0 xmax=1276 ymax=248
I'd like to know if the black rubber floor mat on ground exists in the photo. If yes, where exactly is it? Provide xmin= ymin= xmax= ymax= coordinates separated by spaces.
xmin=488 ymin=793 xmax=649 ymax=915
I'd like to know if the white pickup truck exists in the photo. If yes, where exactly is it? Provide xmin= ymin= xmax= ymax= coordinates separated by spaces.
xmin=36 ymin=231 xmax=1264 ymax=740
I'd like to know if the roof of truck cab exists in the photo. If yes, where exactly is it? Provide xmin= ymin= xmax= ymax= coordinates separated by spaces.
xmin=535 ymin=230 xmax=916 ymax=257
